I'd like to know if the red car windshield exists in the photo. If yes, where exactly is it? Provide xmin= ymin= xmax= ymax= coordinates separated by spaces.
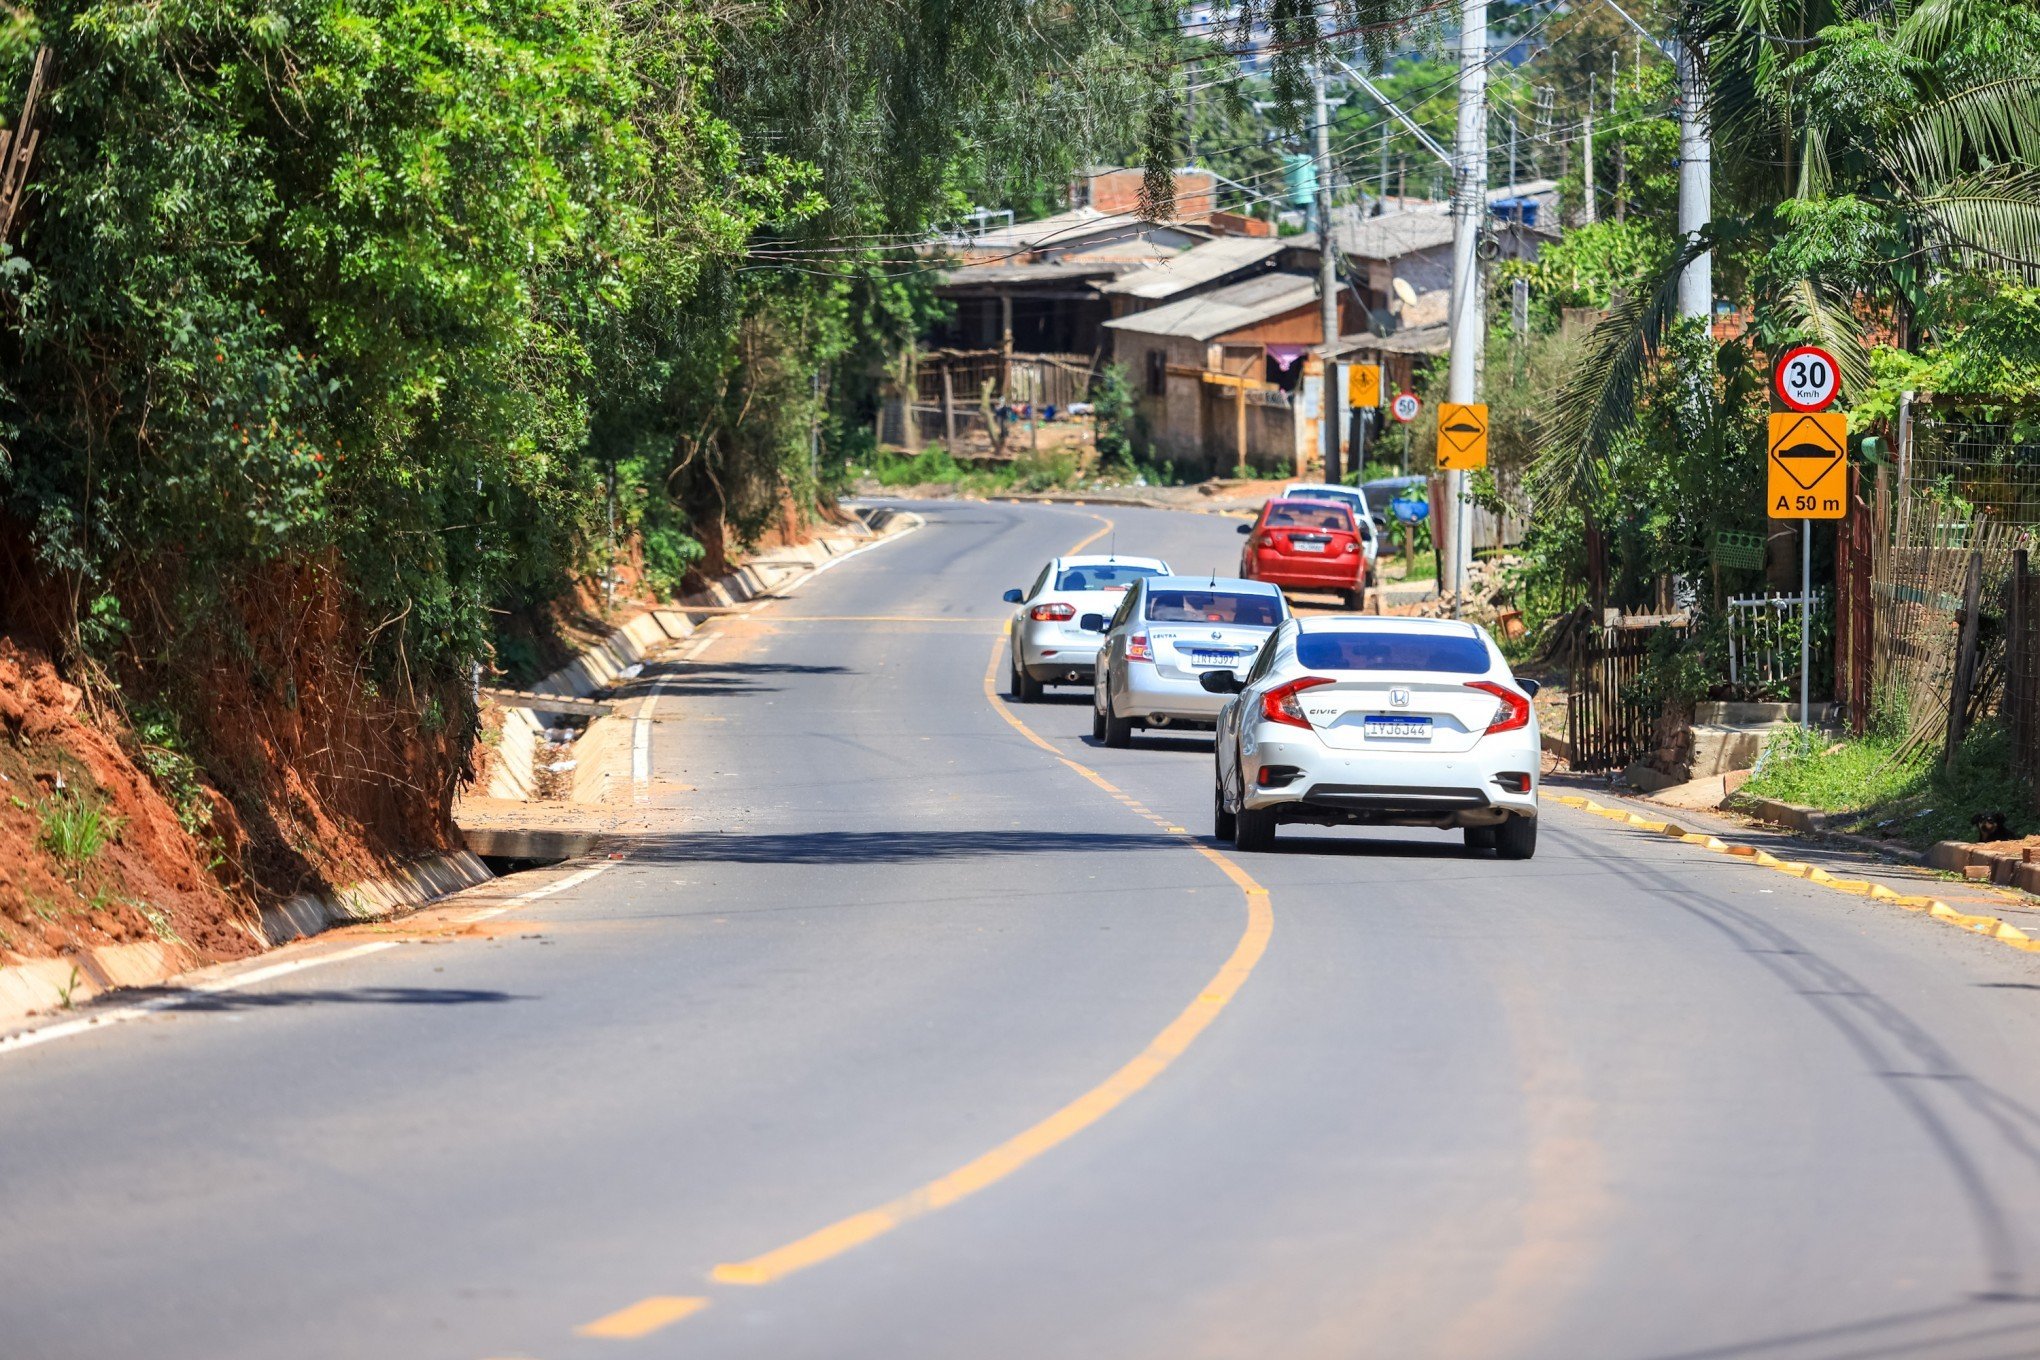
xmin=1263 ymin=502 xmax=1353 ymax=533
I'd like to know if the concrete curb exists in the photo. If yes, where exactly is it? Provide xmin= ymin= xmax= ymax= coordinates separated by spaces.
xmin=1722 ymin=792 xmax=1927 ymax=864
xmin=0 ymin=850 xmax=495 ymax=1027
xmin=1554 ymin=794 xmax=2038 ymax=954
xmin=1925 ymin=837 xmax=2040 ymax=893
xmin=259 ymin=851 xmax=494 ymax=946
xmin=987 ymin=492 xmax=1256 ymax=517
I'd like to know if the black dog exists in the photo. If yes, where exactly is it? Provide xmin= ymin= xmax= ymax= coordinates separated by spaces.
xmin=1971 ymin=810 xmax=2011 ymax=842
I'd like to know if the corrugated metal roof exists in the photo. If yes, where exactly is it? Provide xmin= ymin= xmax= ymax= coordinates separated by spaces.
xmin=935 ymin=260 xmax=1138 ymax=287
xmin=1103 ymin=271 xmax=1321 ymax=340
xmin=1335 ymin=321 xmax=1451 ymax=356
xmin=1331 ymin=211 xmax=1456 ymax=260
xmin=1098 ymin=235 xmax=1290 ymax=300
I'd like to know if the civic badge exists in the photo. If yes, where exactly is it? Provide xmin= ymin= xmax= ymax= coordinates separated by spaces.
xmin=1390 ymin=687 xmax=1410 ymax=707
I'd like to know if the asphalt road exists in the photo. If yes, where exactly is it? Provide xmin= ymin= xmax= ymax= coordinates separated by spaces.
xmin=6 ymin=499 xmax=2040 ymax=1360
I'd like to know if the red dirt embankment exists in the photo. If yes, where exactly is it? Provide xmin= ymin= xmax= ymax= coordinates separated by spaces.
xmin=0 ymin=639 xmax=257 ymax=962
xmin=1 ymin=540 xmax=464 ymax=976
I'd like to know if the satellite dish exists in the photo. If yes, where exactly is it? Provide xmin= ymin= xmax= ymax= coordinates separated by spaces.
xmin=1391 ymin=277 xmax=1419 ymax=308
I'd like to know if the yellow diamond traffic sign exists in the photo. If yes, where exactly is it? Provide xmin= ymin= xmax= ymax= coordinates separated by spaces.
xmin=1347 ymin=364 xmax=1381 ymax=409
xmin=1436 ymin=402 xmax=1488 ymax=470
xmin=1767 ymin=411 xmax=1849 ymax=519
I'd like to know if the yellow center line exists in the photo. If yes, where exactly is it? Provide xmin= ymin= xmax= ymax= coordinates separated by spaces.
xmin=572 ymin=509 xmax=1276 ymax=1335
xmin=575 ymin=1296 xmax=709 ymax=1338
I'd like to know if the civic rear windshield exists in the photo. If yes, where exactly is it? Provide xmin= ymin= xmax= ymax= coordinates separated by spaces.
xmin=1264 ymin=503 xmax=1354 ymax=532
xmin=1146 ymin=590 xmax=1282 ymax=626
xmin=1296 ymin=631 xmax=1490 ymax=673
xmin=1056 ymin=563 xmax=1164 ymax=591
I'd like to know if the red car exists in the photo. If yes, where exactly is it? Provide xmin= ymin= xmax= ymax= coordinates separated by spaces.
xmin=1238 ymin=498 xmax=1372 ymax=607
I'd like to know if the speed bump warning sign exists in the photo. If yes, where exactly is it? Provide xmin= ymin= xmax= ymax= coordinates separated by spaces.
xmin=1437 ymin=402 xmax=1489 ymax=470
xmin=1767 ymin=412 xmax=1848 ymax=519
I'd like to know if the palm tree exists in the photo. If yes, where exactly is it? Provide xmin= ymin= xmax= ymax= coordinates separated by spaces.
xmin=1534 ymin=0 xmax=2040 ymax=507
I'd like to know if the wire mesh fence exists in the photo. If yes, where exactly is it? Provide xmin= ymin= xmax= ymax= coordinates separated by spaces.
xmin=1902 ymin=413 xmax=2040 ymax=530
xmin=1870 ymin=495 xmax=2028 ymax=758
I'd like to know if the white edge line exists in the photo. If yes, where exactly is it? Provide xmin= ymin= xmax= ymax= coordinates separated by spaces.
xmin=0 ymin=862 xmax=617 ymax=1057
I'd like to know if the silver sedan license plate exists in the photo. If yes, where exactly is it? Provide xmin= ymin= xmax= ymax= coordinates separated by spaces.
xmin=1189 ymin=650 xmax=1238 ymax=667
xmin=1364 ymin=716 xmax=1432 ymax=739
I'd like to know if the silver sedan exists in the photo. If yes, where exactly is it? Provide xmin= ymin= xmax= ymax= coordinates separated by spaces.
xmin=1086 ymin=576 xmax=1288 ymax=747
xmin=1003 ymin=555 xmax=1170 ymax=700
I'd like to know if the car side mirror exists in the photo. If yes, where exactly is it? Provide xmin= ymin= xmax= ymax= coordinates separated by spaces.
xmin=1078 ymin=613 xmax=1107 ymax=633
xmin=1200 ymin=670 xmax=1245 ymax=694
xmin=1517 ymin=677 xmax=1541 ymax=697
xmin=1236 ymin=523 xmax=1251 ymax=534
xmin=1002 ymin=589 xmax=1024 ymax=603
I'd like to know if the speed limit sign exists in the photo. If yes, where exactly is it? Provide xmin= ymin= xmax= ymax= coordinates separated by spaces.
xmin=1774 ymin=344 xmax=1840 ymax=412
xmin=1390 ymin=391 xmax=1422 ymax=424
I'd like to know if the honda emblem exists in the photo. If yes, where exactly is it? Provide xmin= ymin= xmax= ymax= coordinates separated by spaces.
xmin=1390 ymin=687 xmax=1410 ymax=707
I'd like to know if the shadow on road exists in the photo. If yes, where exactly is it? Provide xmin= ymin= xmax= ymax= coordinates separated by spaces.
xmin=613 ymin=660 xmax=853 ymax=699
xmin=619 ymin=828 xmax=1186 ymax=865
xmin=123 ymin=986 xmax=526 ymax=1013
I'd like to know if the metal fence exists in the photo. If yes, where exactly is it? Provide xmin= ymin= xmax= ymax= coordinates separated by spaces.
xmin=1725 ymin=590 xmax=1829 ymax=696
xmin=2006 ymin=550 xmax=2039 ymax=805
xmin=1902 ymin=412 xmax=2040 ymax=530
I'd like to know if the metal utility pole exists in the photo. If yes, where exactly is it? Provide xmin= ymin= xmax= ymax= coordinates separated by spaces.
xmin=1316 ymin=58 xmax=1343 ymax=484
xmin=1445 ymin=0 xmax=1487 ymax=605
xmin=1582 ymin=73 xmax=1597 ymax=224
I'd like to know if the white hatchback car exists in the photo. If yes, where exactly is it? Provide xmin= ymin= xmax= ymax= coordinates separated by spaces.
xmin=1205 ymin=616 xmax=1542 ymax=857
xmin=1004 ymin=555 xmax=1171 ymax=700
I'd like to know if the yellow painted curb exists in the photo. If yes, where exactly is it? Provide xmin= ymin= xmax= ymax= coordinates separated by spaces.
xmin=1551 ymin=794 xmax=2040 ymax=957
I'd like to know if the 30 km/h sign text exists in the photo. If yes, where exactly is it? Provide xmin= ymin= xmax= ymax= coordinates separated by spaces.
xmin=1767 ymin=411 xmax=1849 ymax=519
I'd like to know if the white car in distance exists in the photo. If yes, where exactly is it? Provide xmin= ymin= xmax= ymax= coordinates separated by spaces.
xmin=1206 ymin=616 xmax=1542 ymax=856
xmin=1004 ymin=555 xmax=1171 ymax=701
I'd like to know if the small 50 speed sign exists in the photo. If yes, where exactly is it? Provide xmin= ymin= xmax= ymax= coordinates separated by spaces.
xmin=1390 ymin=391 xmax=1422 ymax=424
xmin=1774 ymin=343 xmax=1840 ymax=413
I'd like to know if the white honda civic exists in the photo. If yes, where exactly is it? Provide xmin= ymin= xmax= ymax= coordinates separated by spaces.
xmin=1205 ymin=616 xmax=1542 ymax=857
xmin=1003 ymin=554 xmax=1170 ymax=700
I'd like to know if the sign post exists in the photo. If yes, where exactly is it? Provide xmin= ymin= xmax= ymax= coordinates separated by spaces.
xmin=1768 ymin=409 xmax=1848 ymax=728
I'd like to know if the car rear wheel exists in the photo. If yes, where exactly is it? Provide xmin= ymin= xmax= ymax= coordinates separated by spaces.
xmin=1342 ymin=588 xmax=1365 ymax=610
xmin=1463 ymin=825 xmax=1497 ymax=852
xmin=1011 ymin=652 xmax=1043 ymax=702
xmin=1495 ymin=814 xmax=1537 ymax=860
xmin=1212 ymin=774 xmax=1237 ymax=840
xmin=1233 ymin=803 xmax=1277 ymax=852
xmin=1104 ymin=695 xmax=1134 ymax=749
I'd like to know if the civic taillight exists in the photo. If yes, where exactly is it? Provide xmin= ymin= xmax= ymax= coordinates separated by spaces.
xmin=1030 ymin=603 xmax=1075 ymax=622
xmin=1127 ymin=633 xmax=1152 ymax=662
xmin=1467 ymin=680 xmax=1531 ymax=735
xmin=1262 ymin=676 xmax=1332 ymax=729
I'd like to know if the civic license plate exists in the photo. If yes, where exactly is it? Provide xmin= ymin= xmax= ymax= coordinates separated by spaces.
xmin=1189 ymin=651 xmax=1239 ymax=667
xmin=1294 ymin=538 xmax=1327 ymax=553
xmin=1364 ymin=716 xmax=1432 ymax=739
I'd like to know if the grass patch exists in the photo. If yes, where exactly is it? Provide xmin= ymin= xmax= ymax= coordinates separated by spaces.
xmin=1744 ymin=720 xmax=2031 ymax=847
xmin=856 ymin=443 xmax=1185 ymax=495
xmin=37 ymin=790 xmax=120 ymax=877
